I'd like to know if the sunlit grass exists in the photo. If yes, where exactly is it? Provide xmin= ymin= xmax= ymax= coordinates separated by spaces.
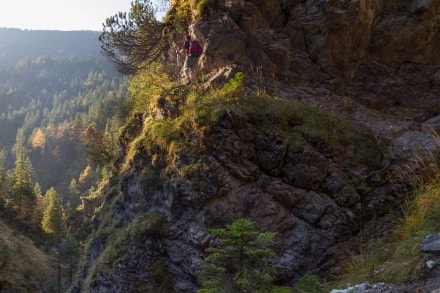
xmin=129 ymin=71 xmax=381 ymax=175
xmin=0 ymin=222 xmax=53 ymax=290
xmin=328 ymin=159 xmax=440 ymax=288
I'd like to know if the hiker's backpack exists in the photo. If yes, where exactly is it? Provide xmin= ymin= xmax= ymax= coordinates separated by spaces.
xmin=189 ymin=40 xmax=202 ymax=57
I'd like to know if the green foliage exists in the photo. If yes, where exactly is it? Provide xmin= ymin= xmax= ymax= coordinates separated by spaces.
xmin=1 ymin=150 xmax=38 ymax=231
xmin=164 ymin=0 xmax=192 ymax=34
xmin=0 ymin=222 xmax=53 ymax=291
xmin=297 ymin=275 xmax=327 ymax=293
xmin=81 ymin=123 xmax=117 ymax=166
xmin=128 ymin=63 xmax=180 ymax=113
xmin=165 ymin=0 xmax=214 ymax=27
xmin=198 ymin=218 xmax=290 ymax=293
xmin=196 ymin=0 xmax=214 ymax=18
xmin=329 ymin=163 xmax=440 ymax=287
xmin=129 ymin=211 xmax=168 ymax=240
xmin=125 ymin=68 xmax=380 ymax=186
xmin=100 ymin=0 xmax=165 ymax=74
xmin=86 ymin=225 xmax=131 ymax=287
xmin=150 ymin=259 xmax=173 ymax=292
xmin=200 ymin=72 xmax=377 ymax=163
xmin=85 ymin=211 xmax=168 ymax=291
xmin=332 ymin=236 xmax=423 ymax=286
xmin=41 ymin=187 xmax=66 ymax=238
xmin=0 ymin=29 xmax=129 ymax=291
xmin=0 ymin=50 xmax=126 ymax=195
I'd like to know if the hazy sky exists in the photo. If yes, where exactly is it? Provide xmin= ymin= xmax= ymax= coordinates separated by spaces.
xmin=0 ymin=0 xmax=135 ymax=31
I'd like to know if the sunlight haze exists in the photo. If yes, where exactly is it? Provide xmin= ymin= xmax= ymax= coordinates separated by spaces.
xmin=0 ymin=0 xmax=133 ymax=31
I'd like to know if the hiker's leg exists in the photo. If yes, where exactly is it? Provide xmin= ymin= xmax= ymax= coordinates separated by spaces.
xmin=188 ymin=57 xmax=197 ymax=83
xmin=184 ymin=69 xmax=190 ymax=81
xmin=183 ymin=57 xmax=191 ymax=82
xmin=189 ymin=70 xmax=195 ymax=83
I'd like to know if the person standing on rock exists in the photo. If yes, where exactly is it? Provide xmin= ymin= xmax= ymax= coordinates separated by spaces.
xmin=180 ymin=34 xmax=202 ymax=84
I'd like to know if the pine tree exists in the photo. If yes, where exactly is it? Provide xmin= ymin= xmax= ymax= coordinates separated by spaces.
xmin=67 ymin=178 xmax=81 ymax=211
xmin=32 ymin=182 xmax=47 ymax=233
xmin=42 ymin=187 xmax=66 ymax=293
xmin=0 ymin=150 xmax=6 ymax=211
xmin=78 ymin=165 xmax=96 ymax=192
xmin=42 ymin=187 xmax=66 ymax=238
xmin=12 ymin=151 xmax=35 ymax=227
xmin=198 ymin=218 xmax=290 ymax=293
xmin=80 ymin=123 xmax=116 ymax=166
xmin=0 ymin=149 xmax=6 ymax=195
xmin=99 ymin=0 xmax=164 ymax=74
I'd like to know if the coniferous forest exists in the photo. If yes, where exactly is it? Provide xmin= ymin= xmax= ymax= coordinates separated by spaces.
xmin=0 ymin=28 xmax=126 ymax=291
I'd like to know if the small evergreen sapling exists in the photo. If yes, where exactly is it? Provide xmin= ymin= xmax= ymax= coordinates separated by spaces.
xmin=197 ymin=218 xmax=290 ymax=293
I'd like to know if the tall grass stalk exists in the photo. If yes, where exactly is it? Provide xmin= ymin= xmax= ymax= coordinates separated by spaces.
xmin=330 ymin=157 xmax=439 ymax=287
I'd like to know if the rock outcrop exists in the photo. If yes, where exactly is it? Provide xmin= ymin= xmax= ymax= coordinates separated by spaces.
xmin=191 ymin=0 xmax=440 ymax=141
xmin=421 ymin=234 xmax=440 ymax=255
xmin=189 ymin=0 xmax=440 ymax=190
xmin=73 ymin=106 xmax=384 ymax=291
xmin=72 ymin=0 xmax=440 ymax=291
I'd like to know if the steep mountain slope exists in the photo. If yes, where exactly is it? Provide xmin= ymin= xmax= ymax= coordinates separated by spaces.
xmin=0 ymin=29 xmax=126 ymax=292
xmin=193 ymin=0 xmax=440 ymax=127
xmin=72 ymin=0 xmax=440 ymax=291
xmin=0 ymin=222 xmax=53 ymax=291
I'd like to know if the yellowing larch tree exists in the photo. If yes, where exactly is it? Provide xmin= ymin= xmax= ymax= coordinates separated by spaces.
xmin=31 ymin=128 xmax=46 ymax=149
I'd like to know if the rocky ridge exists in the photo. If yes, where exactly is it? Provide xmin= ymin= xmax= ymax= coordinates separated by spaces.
xmin=194 ymin=0 xmax=440 ymax=144
xmin=72 ymin=0 xmax=440 ymax=292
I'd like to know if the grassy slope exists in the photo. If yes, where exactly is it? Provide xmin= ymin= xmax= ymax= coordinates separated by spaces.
xmin=0 ymin=222 xmax=53 ymax=291
xmin=323 ymin=158 xmax=440 ymax=290
xmin=123 ymin=70 xmax=381 ymax=173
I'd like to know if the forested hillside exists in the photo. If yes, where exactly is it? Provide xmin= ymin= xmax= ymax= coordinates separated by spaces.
xmin=0 ymin=56 xmax=126 ymax=188
xmin=0 ymin=28 xmax=102 ymax=67
xmin=0 ymin=28 xmax=127 ymax=291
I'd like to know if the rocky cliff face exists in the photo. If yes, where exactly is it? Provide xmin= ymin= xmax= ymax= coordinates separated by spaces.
xmin=73 ymin=107 xmax=383 ymax=292
xmin=72 ymin=0 xmax=440 ymax=291
xmin=195 ymin=0 xmax=440 ymax=125
xmin=193 ymin=0 xmax=440 ymax=184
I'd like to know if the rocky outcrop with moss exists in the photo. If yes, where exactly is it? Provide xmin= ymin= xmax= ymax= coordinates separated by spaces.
xmin=188 ymin=0 xmax=440 ymax=146
xmin=70 ymin=75 xmax=388 ymax=291
xmin=71 ymin=0 xmax=440 ymax=291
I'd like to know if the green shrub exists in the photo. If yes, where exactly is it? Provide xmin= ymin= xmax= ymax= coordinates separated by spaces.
xmin=297 ymin=275 xmax=326 ymax=293
xmin=129 ymin=212 xmax=168 ymax=240
xmin=197 ymin=218 xmax=291 ymax=292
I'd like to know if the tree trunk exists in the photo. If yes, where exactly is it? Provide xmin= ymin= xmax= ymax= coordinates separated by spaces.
xmin=58 ymin=236 xmax=61 ymax=293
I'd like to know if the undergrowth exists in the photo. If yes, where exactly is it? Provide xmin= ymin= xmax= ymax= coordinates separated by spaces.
xmin=0 ymin=222 xmax=53 ymax=290
xmin=327 ymin=153 xmax=440 ymax=288
xmin=125 ymin=67 xmax=381 ymax=177
xmin=84 ymin=209 xmax=168 ymax=291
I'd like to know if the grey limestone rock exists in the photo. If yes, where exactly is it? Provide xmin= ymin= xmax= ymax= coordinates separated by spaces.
xmin=421 ymin=234 xmax=440 ymax=255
